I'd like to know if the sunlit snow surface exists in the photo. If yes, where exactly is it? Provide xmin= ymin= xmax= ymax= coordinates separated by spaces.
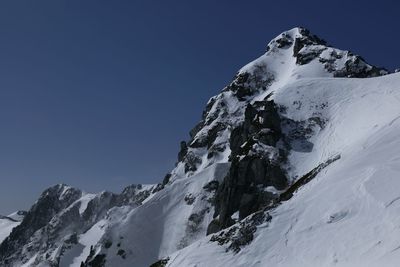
xmin=4 ymin=27 xmax=400 ymax=267
xmin=63 ymin=28 xmax=400 ymax=266
xmin=0 ymin=215 xmax=21 ymax=244
xmin=166 ymin=74 xmax=400 ymax=267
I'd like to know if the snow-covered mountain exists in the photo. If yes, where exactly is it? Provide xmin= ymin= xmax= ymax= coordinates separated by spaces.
xmin=1 ymin=27 xmax=399 ymax=267
xmin=0 ymin=211 xmax=26 ymax=244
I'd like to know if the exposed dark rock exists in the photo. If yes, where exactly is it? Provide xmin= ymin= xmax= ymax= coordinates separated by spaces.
xmin=0 ymin=182 xmax=156 ymax=266
xmin=210 ymin=155 xmax=340 ymax=252
xmin=275 ymin=33 xmax=293 ymax=48
xmin=189 ymin=121 xmax=204 ymax=141
xmin=183 ymin=151 xmax=202 ymax=173
xmin=189 ymin=122 xmax=226 ymax=149
xmin=85 ymin=254 xmax=106 ymax=267
xmin=82 ymin=192 xmax=119 ymax=226
xmin=334 ymin=54 xmax=388 ymax=78
xmin=81 ymin=246 xmax=106 ymax=267
xmin=0 ymin=184 xmax=82 ymax=263
xmin=226 ymin=67 xmax=274 ymax=101
xmin=228 ymin=73 xmax=252 ymax=100
xmin=210 ymin=211 xmax=272 ymax=253
xmin=184 ymin=194 xmax=196 ymax=205
xmin=65 ymin=233 xmax=79 ymax=245
xmin=203 ymin=181 xmax=219 ymax=192
xmin=149 ymin=257 xmax=170 ymax=267
xmin=293 ymin=28 xmax=327 ymax=57
xmin=162 ymin=173 xmax=171 ymax=186
xmin=152 ymin=184 xmax=164 ymax=194
xmin=188 ymin=212 xmax=204 ymax=226
xmin=207 ymin=143 xmax=226 ymax=159
xmin=211 ymin=99 xmax=288 ymax=231
xmin=296 ymin=46 xmax=327 ymax=65
xmin=290 ymin=28 xmax=387 ymax=78
xmin=119 ymin=184 xmax=152 ymax=206
xmin=104 ymin=240 xmax=112 ymax=249
xmin=177 ymin=141 xmax=188 ymax=162
xmin=206 ymin=219 xmax=222 ymax=236
xmin=117 ymin=249 xmax=126 ymax=259
xmin=189 ymin=96 xmax=218 ymax=141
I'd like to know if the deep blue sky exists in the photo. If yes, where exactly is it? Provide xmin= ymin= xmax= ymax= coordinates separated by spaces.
xmin=0 ymin=0 xmax=398 ymax=214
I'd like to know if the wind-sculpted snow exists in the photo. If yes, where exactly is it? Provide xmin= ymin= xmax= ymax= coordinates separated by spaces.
xmin=0 ymin=27 xmax=396 ymax=267
xmin=165 ymin=73 xmax=400 ymax=267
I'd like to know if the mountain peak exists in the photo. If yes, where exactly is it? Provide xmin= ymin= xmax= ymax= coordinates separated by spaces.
xmin=267 ymin=27 xmax=327 ymax=52
xmin=1 ymin=28 xmax=398 ymax=267
xmin=239 ymin=27 xmax=388 ymax=81
xmin=38 ymin=183 xmax=81 ymax=201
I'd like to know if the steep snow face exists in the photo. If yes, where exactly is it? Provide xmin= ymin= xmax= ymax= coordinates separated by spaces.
xmin=165 ymin=73 xmax=400 ymax=267
xmin=0 ymin=212 xmax=25 ymax=244
xmin=83 ymin=163 xmax=230 ymax=267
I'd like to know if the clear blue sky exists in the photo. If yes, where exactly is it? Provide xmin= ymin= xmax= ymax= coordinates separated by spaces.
xmin=0 ymin=0 xmax=398 ymax=214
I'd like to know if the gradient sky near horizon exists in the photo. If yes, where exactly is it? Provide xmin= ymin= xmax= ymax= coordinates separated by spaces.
xmin=0 ymin=0 xmax=399 ymax=214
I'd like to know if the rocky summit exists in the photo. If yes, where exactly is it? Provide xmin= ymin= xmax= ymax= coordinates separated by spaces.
xmin=1 ymin=27 xmax=400 ymax=267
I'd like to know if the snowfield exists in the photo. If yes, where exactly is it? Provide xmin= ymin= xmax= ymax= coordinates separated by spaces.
xmin=166 ymin=73 xmax=400 ymax=267
xmin=0 ymin=218 xmax=18 ymax=244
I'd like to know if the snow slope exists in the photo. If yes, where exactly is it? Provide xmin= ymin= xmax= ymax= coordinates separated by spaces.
xmin=166 ymin=73 xmax=400 ymax=267
xmin=0 ymin=218 xmax=19 ymax=244
xmin=86 ymin=163 xmax=230 ymax=267
xmin=0 ymin=212 xmax=25 ymax=243
xmin=75 ymin=27 xmax=392 ymax=267
xmin=1 ymin=27 xmax=398 ymax=267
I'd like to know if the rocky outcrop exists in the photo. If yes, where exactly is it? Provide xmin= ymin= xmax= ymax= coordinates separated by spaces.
xmin=288 ymin=27 xmax=388 ymax=77
xmin=209 ymin=98 xmax=288 ymax=233
xmin=210 ymin=154 xmax=341 ymax=253
xmin=333 ymin=53 xmax=388 ymax=78
xmin=149 ymin=257 xmax=170 ymax=267
xmin=118 ymin=184 xmax=152 ymax=206
xmin=210 ymin=210 xmax=272 ymax=253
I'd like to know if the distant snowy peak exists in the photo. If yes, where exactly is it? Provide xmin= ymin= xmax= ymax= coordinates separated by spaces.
xmin=0 ymin=183 xmax=157 ymax=266
xmin=0 ymin=211 xmax=27 ymax=224
xmin=5 ymin=211 xmax=27 ymax=222
xmin=0 ymin=212 xmax=26 ymax=245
